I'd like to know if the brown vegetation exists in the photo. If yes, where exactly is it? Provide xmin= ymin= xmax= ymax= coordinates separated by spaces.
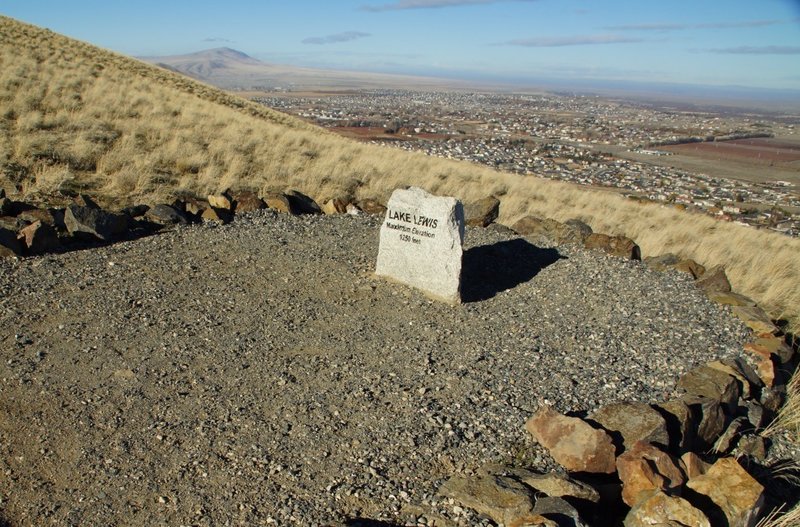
xmin=1 ymin=15 xmax=799 ymax=331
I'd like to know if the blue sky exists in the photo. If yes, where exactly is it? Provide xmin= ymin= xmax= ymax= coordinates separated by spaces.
xmin=3 ymin=0 xmax=800 ymax=90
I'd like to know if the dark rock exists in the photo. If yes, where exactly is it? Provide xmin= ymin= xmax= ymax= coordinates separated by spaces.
xmin=744 ymin=400 xmax=768 ymax=430
xmin=0 ymin=215 xmax=29 ymax=232
xmin=695 ymin=266 xmax=731 ymax=293
xmin=713 ymin=416 xmax=748 ymax=454
xmin=64 ymin=205 xmax=128 ymax=241
xmin=563 ymin=219 xmax=593 ymax=243
xmin=681 ymin=396 xmax=726 ymax=451
xmin=285 ymin=190 xmax=322 ymax=215
xmin=464 ymin=196 xmax=500 ymax=227
xmin=583 ymin=233 xmax=641 ymax=260
xmin=74 ymin=194 xmax=101 ymax=209
xmin=760 ymin=387 xmax=784 ymax=414
xmin=144 ymin=204 xmax=189 ymax=226
xmin=655 ymin=399 xmax=696 ymax=454
xmin=121 ymin=204 xmax=150 ymax=218
xmin=531 ymin=496 xmax=588 ymax=527
xmin=0 ymin=196 xmax=13 ymax=216
xmin=17 ymin=208 xmax=57 ymax=226
xmin=18 ymin=221 xmax=60 ymax=255
xmin=0 ymin=226 xmax=22 ymax=257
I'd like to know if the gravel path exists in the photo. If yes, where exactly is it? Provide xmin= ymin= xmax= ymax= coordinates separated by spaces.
xmin=0 ymin=211 xmax=751 ymax=526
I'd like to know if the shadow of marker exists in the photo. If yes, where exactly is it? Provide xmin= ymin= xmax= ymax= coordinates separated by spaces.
xmin=461 ymin=238 xmax=564 ymax=302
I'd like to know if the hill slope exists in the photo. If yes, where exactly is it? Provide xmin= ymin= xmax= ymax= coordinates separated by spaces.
xmin=141 ymin=47 xmax=458 ymax=90
xmin=0 ymin=15 xmax=799 ymax=330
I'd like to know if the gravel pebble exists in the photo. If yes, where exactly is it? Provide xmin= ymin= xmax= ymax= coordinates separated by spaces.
xmin=0 ymin=210 xmax=752 ymax=525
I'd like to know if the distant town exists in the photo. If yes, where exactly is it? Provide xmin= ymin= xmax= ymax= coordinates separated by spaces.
xmin=256 ymin=90 xmax=800 ymax=237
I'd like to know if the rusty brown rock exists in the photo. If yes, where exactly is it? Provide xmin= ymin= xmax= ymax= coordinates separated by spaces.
xmin=679 ymin=452 xmax=711 ymax=479
xmin=263 ymin=192 xmax=294 ymax=214
xmin=231 ymin=191 xmax=265 ymax=213
xmin=616 ymin=441 xmax=685 ymax=507
xmin=320 ymin=197 xmax=349 ymax=215
xmin=744 ymin=336 xmax=794 ymax=364
xmin=695 ymin=266 xmax=731 ymax=293
xmin=590 ymin=402 xmax=669 ymax=452
xmin=731 ymin=305 xmax=778 ymax=335
xmin=680 ymin=396 xmax=726 ymax=451
xmin=686 ymin=457 xmax=764 ymax=527
xmin=208 ymin=194 xmax=233 ymax=211
xmin=201 ymin=207 xmax=233 ymax=224
xmin=464 ymin=196 xmax=500 ymax=227
xmin=624 ymin=489 xmax=710 ymax=527
xmin=439 ymin=473 xmax=536 ymax=526
xmin=674 ymin=258 xmax=706 ymax=279
xmin=526 ymin=406 xmax=616 ymax=474
xmin=706 ymin=291 xmax=757 ymax=307
xmin=583 ymin=233 xmax=641 ymax=260
xmin=677 ymin=364 xmax=741 ymax=415
xmin=655 ymin=399 xmax=696 ymax=453
xmin=479 ymin=464 xmax=600 ymax=503
xmin=356 ymin=198 xmax=387 ymax=215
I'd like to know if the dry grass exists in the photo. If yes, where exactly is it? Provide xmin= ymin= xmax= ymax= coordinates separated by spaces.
xmin=757 ymin=503 xmax=800 ymax=527
xmin=1 ymin=15 xmax=799 ymax=332
xmin=763 ymin=369 xmax=800 ymax=444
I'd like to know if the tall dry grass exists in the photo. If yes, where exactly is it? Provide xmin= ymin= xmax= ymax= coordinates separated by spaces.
xmin=1 ymin=15 xmax=799 ymax=331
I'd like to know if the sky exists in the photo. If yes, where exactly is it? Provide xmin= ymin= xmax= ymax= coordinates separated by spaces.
xmin=3 ymin=0 xmax=800 ymax=91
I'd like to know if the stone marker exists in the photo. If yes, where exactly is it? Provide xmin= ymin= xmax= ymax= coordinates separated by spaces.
xmin=375 ymin=187 xmax=464 ymax=304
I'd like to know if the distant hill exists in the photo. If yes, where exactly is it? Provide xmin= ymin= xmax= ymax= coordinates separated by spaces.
xmin=141 ymin=47 xmax=458 ymax=90
xmin=0 ymin=15 xmax=798 ymax=330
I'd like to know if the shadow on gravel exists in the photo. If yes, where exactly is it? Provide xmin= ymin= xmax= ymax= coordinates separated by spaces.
xmin=345 ymin=520 xmax=397 ymax=527
xmin=461 ymin=238 xmax=563 ymax=302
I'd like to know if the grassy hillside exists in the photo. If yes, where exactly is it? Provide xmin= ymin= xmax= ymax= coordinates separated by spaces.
xmin=1 ymin=15 xmax=799 ymax=331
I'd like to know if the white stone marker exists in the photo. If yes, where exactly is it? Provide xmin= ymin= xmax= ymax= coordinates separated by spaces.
xmin=375 ymin=187 xmax=465 ymax=303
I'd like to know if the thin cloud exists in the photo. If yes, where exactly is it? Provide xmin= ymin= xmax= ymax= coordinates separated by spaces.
xmin=302 ymin=31 xmax=371 ymax=45
xmin=203 ymin=37 xmax=234 ymax=43
xmin=362 ymin=0 xmax=534 ymax=12
xmin=707 ymin=45 xmax=800 ymax=55
xmin=605 ymin=18 xmax=796 ymax=31
xmin=501 ymin=34 xmax=644 ymax=47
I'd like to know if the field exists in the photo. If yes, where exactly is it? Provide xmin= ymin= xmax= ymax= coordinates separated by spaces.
xmin=613 ymin=137 xmax=800 ymax=187
xmin=1 ymin=15 xmax=800 ymax=331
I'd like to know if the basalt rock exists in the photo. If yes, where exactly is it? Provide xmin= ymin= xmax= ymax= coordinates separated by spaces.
xmin=624 ymin=490 xmax=710 ymax=527
xmin=583 ymin=233 xmax=641 ymax=260
xmin=616 ymin=441 xmax=685 ymax=507
xmin=464 ymin=196 xmax=500 ymax=227
xmin=731 ymin=305 xmax=777 ymax=335
xmin=0 ymin=226 xmax=22 ymax=257
xmin=65 ymin=205 xmax=128 ymax=241
xmin=144 ymin=204 xmax=189 ymax=226
xmin=677 ymin=364 xmax=741 ymax=415
xmin=439 ymin=473 xmax=537 ymax=526
xmin=695 ymin=266 xmax=731 ymax=293
xmin=285 ymin=190 xmax=322 ymax=215
xmin=18 ymin=221 xmax=60 ymax=255
xmin=686 ymin=457 xmax=764 ymax=527
xmin=526 ymin=407 xmax=617 ymax=474
xmin=589 ymin=402 xmax=669 ymax=453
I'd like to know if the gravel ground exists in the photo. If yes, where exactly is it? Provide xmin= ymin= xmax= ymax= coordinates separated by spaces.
xmin=0 ymin=210 xmax=753 ymax=526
